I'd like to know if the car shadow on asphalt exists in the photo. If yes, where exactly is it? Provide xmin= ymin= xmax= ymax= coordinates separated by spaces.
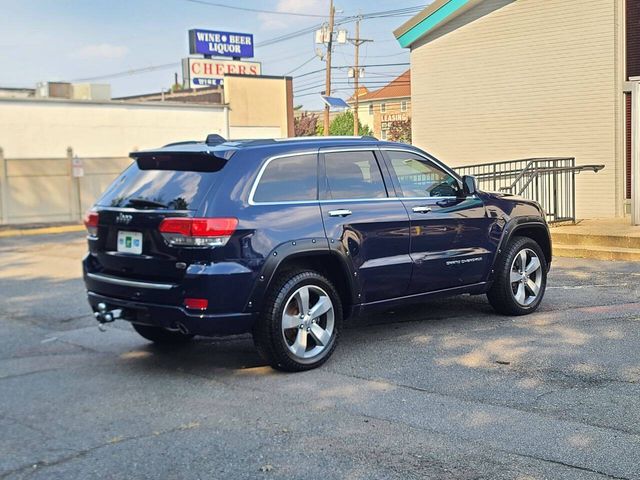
xmin=115 ymin=295 xmax=495 ymax=375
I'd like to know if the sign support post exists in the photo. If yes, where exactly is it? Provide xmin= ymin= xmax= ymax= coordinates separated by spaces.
xmin=0 ymin=147 xmax=7 ymax=225
xmin=348 ymin=17 xmax=372 ymax=136
xmin=633 ymin=82 xmax=640 ymax=225
xmin=324 ymin=0 xmax=335 ymax=136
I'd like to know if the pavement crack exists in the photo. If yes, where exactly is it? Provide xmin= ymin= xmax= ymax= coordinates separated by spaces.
xmin=0 ymin=414 xmax=53 ymax=439
xmin=0 ymin=422 xmax=202 ymax=479
xmin=327 ymin=369 xmax=640 ymax=438
xmin=513 ymin=452 xmax=632 ymax=480
xmin=0 ymin=367 xmax=65 ymax=381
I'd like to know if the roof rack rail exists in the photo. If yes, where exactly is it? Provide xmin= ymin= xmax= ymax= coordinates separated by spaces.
xmin=273 ymin=135 xmax=378 ymax=142
xmin=162 ymin=140 xmax=201 ymax=147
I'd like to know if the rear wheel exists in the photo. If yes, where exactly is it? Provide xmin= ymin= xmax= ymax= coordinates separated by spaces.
xmin=253 ymin=271 xmax=342 ymax=372
xmin=487 ymin=236 xmax=547 ymax=315
xmin=131 ymin=323 xmax=194 ymax=344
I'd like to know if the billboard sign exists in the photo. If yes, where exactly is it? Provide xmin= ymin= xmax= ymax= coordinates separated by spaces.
xmin=189 ymin=29 xmax=254 ymax=58
xmin=182 ymin=58 xmax=262 ymax=88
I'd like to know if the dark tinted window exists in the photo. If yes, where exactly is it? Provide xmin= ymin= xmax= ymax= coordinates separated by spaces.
xmin=324 ymin=151 xmax=387 ymax=200
xmin=386 ymin=151 xmax=459 ymax=198
xmin=97 ymin=153 xmax=225 ymax=210
xmin=253 ymin=154 xmax=317 ymax=203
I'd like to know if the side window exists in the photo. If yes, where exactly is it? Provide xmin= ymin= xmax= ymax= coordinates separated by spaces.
xmin=386 ymin=151 xmax=460 ymax=198
xmin=368 ymin=104 xmax=373 ymax=115
xmin=323 ymin=151 xmax=388 ymax=200
xmin=380 ymin=103 xmax=387 ymax=113
xmin=252 ymin=154 xmax=317 ymax=203
xmin=401 ymin=100 xmax=407 ymax=112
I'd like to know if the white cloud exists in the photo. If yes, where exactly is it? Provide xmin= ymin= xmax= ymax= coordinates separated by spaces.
xmin=259 ymin=0 xmax=327 ymax=30
xmin=72 ymin=43 xmax=129 ymax=60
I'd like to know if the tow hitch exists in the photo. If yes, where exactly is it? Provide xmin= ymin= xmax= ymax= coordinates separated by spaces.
xmin=94 ymin=302 xmax=123 ymax=331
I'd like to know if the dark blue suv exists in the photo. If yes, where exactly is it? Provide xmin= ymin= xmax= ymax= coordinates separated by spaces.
xmin=83 ymin=136 xmax=551 ymax=371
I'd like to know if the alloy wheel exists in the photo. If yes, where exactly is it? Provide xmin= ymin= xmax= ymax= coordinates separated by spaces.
xmin=281 ymin=285 xmax=335 ymax=360
xmin=509 ymin=248 xmax=543 ymax=307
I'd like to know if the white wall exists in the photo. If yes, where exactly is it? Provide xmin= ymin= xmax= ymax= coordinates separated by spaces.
xmin=0 ymin=98 xmax=228 ymax=158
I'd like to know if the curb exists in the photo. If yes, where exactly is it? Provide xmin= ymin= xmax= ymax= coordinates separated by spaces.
xmin=0 ymin=224 xmax=85 ymax=238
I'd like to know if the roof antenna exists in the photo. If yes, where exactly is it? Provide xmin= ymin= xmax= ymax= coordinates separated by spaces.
xmin=206 ymin=134 xmax=226 ymax=145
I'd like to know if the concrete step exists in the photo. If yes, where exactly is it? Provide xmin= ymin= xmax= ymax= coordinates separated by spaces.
xmin=551 ymin=232 xmax=640 ymax=249
xmin=554 ymin=244 xmax=640 ymax=262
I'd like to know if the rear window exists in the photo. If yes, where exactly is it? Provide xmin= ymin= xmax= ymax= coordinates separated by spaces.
xmin=96 ymin=152 xmax=226 ymax=210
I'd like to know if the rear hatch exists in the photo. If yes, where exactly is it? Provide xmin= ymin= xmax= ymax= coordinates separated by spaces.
xmin=87 ymin=147 xmax=232 ymax=284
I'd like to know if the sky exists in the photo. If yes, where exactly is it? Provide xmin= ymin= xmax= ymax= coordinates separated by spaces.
xmin=0 ymin=0 xmax=424 ymax=109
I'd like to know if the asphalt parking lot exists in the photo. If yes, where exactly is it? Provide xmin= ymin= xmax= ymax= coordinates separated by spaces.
xmin=1 ymin=232 xmax=639 ymax=480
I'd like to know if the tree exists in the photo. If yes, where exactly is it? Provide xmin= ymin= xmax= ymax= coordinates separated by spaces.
xmin=325 ymin=111 xmax=372 ymax=136
xmin=387 ymin=118 xmax=412 ymax=144
xmin=294 ymin=112 xmax=319 ymax=137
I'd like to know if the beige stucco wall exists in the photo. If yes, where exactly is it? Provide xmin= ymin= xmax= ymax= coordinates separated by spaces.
xmin=355 ymin=102 xmax=375 ymax=131
xmin=0 ymin=98 xmax=227 ymax=158
xmin=1 ymin=155 xmax=132 ymax=224
xmin=353 ymin=99 xmax=411 ymax=138
xmin=409 ymin=0 xmax=624 ymax=219
xmin=224 ymin=75 xmax=294 ymax=138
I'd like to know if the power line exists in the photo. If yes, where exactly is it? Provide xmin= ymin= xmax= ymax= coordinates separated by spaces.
xmin=294 ymin=79 xmax=410 ymax=95
xmin=69 ymin=5 xmax=422 ymax=83
xmin=72 ymin=62 xmax=180 ymax=82
xmin=183 ymin=0 xmax=335 ymax=18
xmin=293 ymin=62 xmax=409 ymax=79
xmin=257 ymin=6 xmax=426 ymax=48
xmin=284 ymin=56 xmax=318 ymax=76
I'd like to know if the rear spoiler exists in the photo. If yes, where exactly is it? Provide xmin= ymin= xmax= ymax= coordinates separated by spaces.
xmin=129 ymin=150 xmax=228 ymax=172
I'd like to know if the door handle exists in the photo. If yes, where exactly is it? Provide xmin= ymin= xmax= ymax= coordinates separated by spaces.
xmin=412 ymin=206 xmax=432 ymax=214
xmin=328 ymin=209 xmax=352 ymax=217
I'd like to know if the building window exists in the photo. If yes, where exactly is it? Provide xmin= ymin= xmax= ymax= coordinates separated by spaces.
xmin=380 ymin=103 xmax=386 ymax=113
xmin=381 ymin=130 xmax=387 ymax=140
xmin=368 ymin=104 xmax=373 ymax=115
xmin=401 ymin=100 xmax=407 ymax=112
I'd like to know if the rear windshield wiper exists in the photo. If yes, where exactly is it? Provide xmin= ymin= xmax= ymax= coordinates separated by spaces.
xmin=125 ymin=198 xmax=169 ymax=209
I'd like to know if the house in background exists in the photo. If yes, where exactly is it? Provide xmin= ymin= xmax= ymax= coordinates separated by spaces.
xmin=395 ymin=0 xmax=640 ymax=224
xmin=348 ymin=70 xmax=411 ymax=140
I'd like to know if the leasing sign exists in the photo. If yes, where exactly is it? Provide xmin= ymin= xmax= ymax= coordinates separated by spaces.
xmin=182 ymin=58 xmax=262 ymax=88
xmin=189 ymin=29 xmax=254 ymax=58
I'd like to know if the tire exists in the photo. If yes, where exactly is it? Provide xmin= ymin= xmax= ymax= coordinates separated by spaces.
xmin=487 ymin=236 xmax=547 ymax=316
xmin=253 ymin=270 xmax=343 ymax=372
xmin=131 ymin=323 xmax=194 ymax=344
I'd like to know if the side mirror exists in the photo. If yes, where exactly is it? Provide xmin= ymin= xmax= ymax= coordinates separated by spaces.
xmin=462 ymin=175 xmax=478 ymax=196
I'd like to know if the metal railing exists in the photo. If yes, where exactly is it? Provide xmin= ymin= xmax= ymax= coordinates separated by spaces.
xmin=454 ymin=157 xmax=604 ymax=224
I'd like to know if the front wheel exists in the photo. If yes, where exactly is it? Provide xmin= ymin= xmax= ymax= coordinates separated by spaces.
xmin=487 ymin=236 xmax=547 ymax=315
xmin=253 ymin=271 xmax=342 ymax=372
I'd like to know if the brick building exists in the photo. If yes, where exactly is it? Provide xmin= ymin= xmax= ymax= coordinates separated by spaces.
xmin=348 ymin=70 xmax=411 ymax=140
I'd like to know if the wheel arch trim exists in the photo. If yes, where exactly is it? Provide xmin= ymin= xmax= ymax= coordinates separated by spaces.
xmin=488 ymin=218 xmax=552 ymax=283
xmin=245 ymin=240 xmax=359 ymax=315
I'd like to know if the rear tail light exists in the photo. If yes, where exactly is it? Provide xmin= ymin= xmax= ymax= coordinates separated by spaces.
xmin=184 ymin=298 xmax=208 ymax=310
xmin=83 ymin=211 xmax=99 ymax=237
xmin=159 ymin=217 xmax=238 ymax=247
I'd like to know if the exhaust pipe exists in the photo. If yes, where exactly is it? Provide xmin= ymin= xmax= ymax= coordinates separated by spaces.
xmin=175 ymin=323 xmax=190 ymax=335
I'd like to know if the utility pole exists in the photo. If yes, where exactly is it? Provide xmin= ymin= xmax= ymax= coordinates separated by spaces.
xmin=349 ymin=17 xmax=372 ymax=136
xmin=323 ymin=0 xmax=335 ymax=136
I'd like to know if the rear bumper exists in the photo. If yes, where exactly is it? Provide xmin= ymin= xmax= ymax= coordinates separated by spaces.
xmin=87 ymin=291 xmax=256 ymax=336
